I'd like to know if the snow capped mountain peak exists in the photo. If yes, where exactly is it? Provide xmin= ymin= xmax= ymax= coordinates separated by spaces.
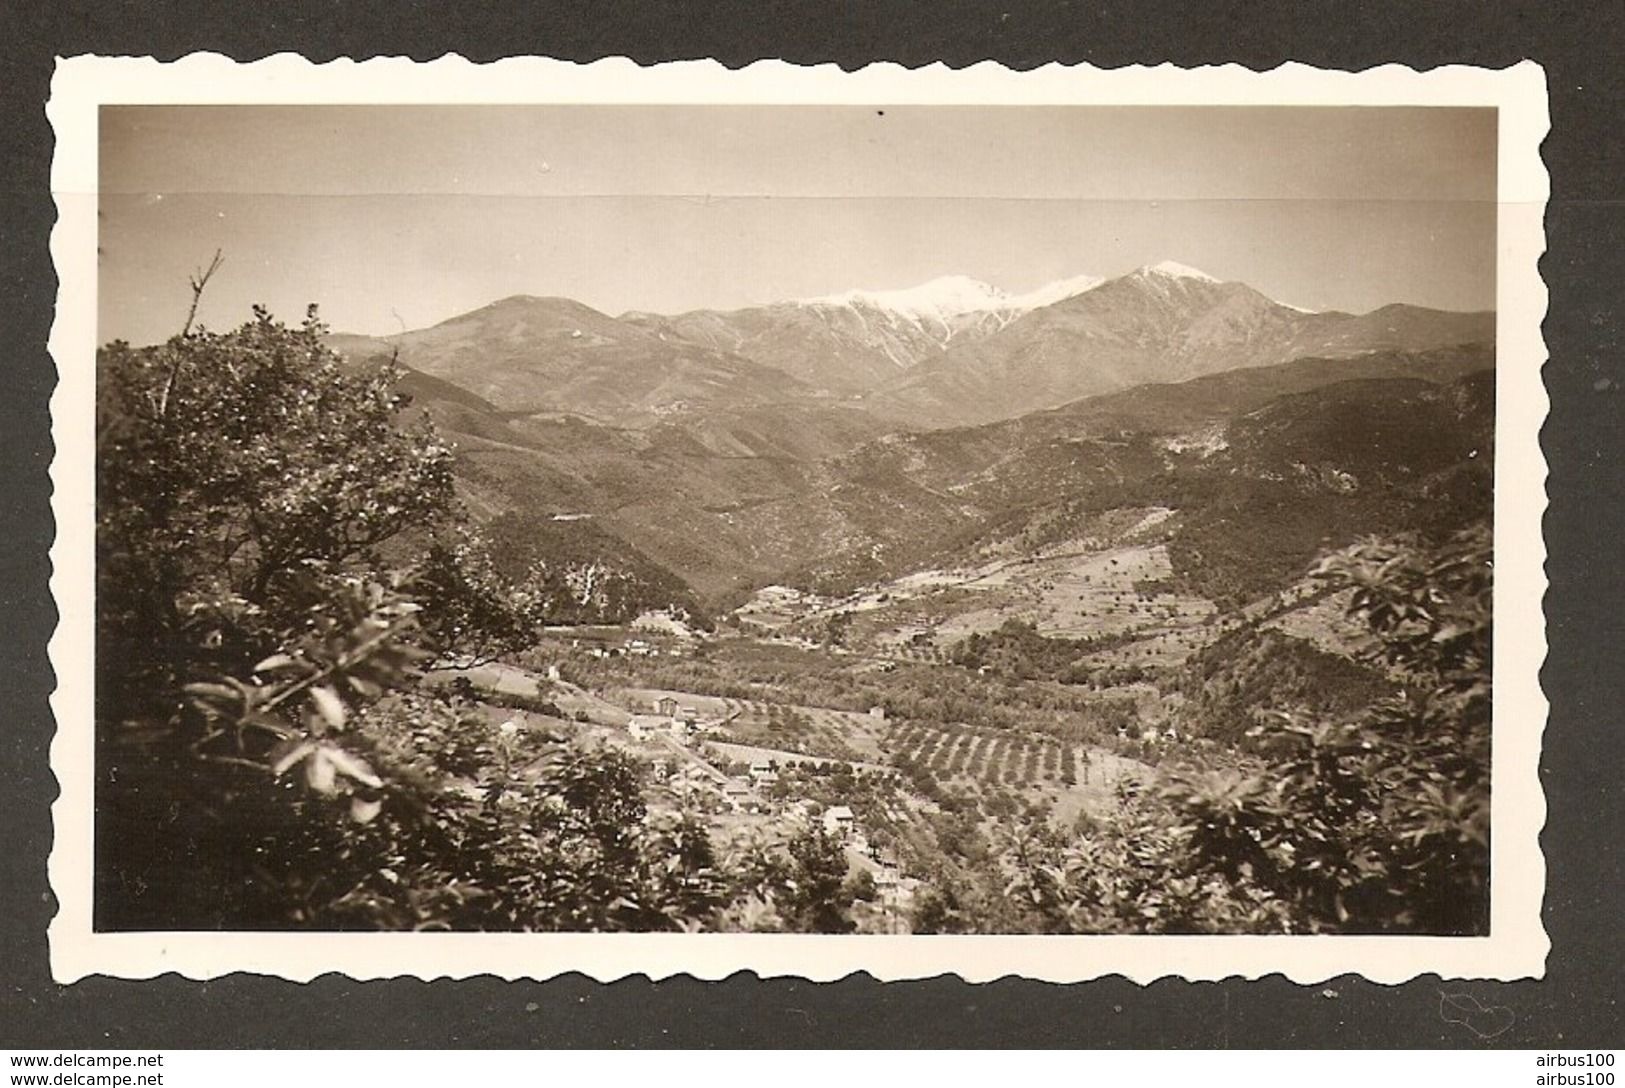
xmin=804 ymin=271 xmax=1108 ymax=319
xmin=806 ymin=275 xmax=1013 ymax=319
xmin=1134 ymin=260 xmax=1222 ymax=284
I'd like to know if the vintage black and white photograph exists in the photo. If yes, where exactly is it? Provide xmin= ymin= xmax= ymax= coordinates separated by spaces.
xmin=50 ymin=57 xmax=1549 ymax=981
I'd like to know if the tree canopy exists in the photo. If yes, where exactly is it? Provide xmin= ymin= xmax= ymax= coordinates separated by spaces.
xmin=98 ymin=306 xmax=457 ymax=696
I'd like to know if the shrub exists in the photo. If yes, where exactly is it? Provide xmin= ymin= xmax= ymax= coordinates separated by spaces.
xmin=97 ymin=305 xmax=546 ymax=700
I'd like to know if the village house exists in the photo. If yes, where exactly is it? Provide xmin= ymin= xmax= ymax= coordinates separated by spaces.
xmin=823 ymin=805 xmax=856 ymax=839
xmin=868 ymin=705 xmax=887 ymax=721
xmin=654 ymin=695 xmax=680 ymax=717
xmin=748 ymin=760 xmax=779 ymax=786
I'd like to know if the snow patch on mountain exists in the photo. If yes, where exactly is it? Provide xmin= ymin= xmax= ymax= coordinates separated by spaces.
xmin=1005 ymin=273 xmax=1107 ymax=310
xmin=804 ymin=270 xmax=1109 ymax=320
xmin=800 ymin=260 xmax=1238 ymax=321
xmin=1134 ymin=260 xmax=1222 ymax=283
xmin=1130 ymin=261 xmax=1322 ymax=313
xmin=806 ymin=275 xmax=1014 ymax=319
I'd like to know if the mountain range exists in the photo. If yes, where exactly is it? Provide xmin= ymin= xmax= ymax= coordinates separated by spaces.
xmin=328 ymin=261 xmax=1495 ymax=614
xmin=620 ymin=272 xmax=1105 ymax=395
xmin=872 ymin=262 xmax=1492 ymax=427
xmin=335 ymin=261 xmax=1491 ymax=434
xmin=328 ymin=294 xmax=816 ymax=430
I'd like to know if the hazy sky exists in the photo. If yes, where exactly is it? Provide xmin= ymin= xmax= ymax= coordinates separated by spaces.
xmin=99 ymin=105 xmax=1497 ymax=345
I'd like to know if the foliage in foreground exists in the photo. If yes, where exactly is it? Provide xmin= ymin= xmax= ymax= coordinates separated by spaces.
xmin=96 ymin=305 xmax=547 ymax=703
xmin=94 ymin=306 xmax=868 ymax=933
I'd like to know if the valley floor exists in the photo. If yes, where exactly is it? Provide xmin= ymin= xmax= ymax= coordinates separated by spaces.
xmin=431 ymin=490 xmax=1479 ymax=935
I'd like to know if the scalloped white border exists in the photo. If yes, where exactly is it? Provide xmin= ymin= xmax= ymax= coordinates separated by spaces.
xmin=47 ymin=54 xmax=1550 ymax=985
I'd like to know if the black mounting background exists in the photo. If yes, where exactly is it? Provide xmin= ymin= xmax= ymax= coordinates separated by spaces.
xmin=2 ymin=1 xmax=1620 ymax=1049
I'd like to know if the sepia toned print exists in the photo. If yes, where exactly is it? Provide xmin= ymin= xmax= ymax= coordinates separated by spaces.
xmin=49 ymin=56 xmax=1549 ymax=982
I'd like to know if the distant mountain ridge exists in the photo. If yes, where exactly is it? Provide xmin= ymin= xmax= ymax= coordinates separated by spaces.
xmin=800 ymin=270 xmax=1110 ymax=318
xmin=873 ymin=263 xmax=1494 ymax=427
xmin=334 ymin=261 xmax=1490 ymax=432
xmin=323 ymin=262 xmax=1496 ymax=607
xmin=329 ymin=294 xmax=822 ymax=429
xmin=620 ymin=271 xmax=1108 ymax=395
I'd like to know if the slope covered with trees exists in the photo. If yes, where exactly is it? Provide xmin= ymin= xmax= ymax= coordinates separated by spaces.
xmin=1003 ymin=526 xmax=1492 ymax=935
